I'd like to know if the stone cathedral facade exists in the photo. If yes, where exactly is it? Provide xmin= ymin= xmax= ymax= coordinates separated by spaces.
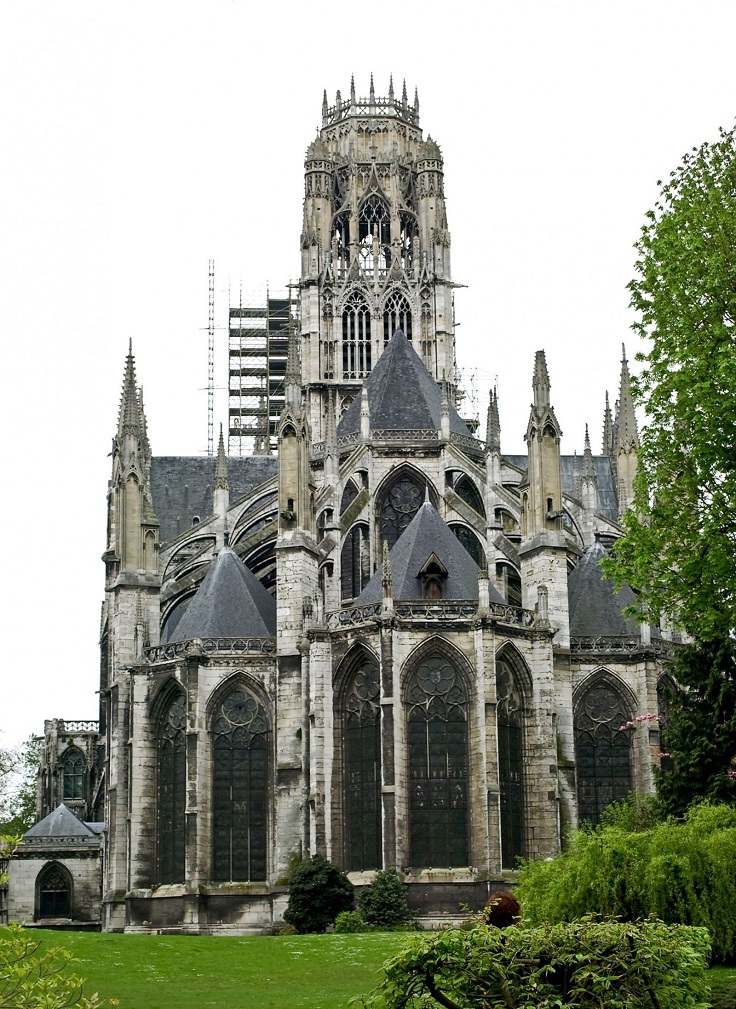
xmin=12 ymin=80 xmax=673 ymax=933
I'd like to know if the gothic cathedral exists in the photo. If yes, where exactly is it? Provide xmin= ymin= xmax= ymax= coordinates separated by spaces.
xmin=13 ymin=79 xmax=673 ymax=933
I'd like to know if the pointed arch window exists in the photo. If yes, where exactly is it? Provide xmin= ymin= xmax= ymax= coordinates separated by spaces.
xmin=575 ymin=679 xmax=632 ymax=825
xmin=62 ymin=751 xmax=85 ymax=801
xmin=342 ymin=658 xmax=381 ymax=871
xmin=496 ymin=661 xmax=525 ymax=868
xmin=407 ymin=656 xmax=468 ymax=867
xmin=212 ymin=687 xmax=269 ymax=882
xmin=333 ymin=211 xmax=350 ymax=276
xmin=400 ymin=212 xmax=417 ymax=273
xmin=454 ymin=475 xmax=485 ymax=518
xmin=379 ymin=473 xmax=424 ymax=550
xmin=383 ymin=290 xmax=412 ymax=344
xmin=37 ymin=862 xmax=72 ymax=919
xmin=158 ymin=692 xmax=187 ymax=883
xmin=342 ymin=291 xmax=372 ymax=379
xmin=449 ymin=524 xmax=486 ymax=569
xmin=359 ymin=195 xmax=390 ymax=274
xmin=341 ymin=523 xmax=370 ymax=602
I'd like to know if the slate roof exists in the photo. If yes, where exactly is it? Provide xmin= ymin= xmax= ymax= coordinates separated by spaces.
xmin=167 ymin=547 xmax=276 ymax=642
xmin=356 ymin=500 xmax=505 ymax=604
xmin=505 ymin=454 xmax=618 ymax=522
xmin=24 ymin=804 xmax=97 ymax=839
xmin=568 ymin=538 xmax=661 ymax=638
xmin=337 ymin=330 xmax=471 ymax=437
xmin=150 ymin=456 xmax=278 ymax=543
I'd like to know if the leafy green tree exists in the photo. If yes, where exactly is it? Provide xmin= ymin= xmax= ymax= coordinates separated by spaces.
xmin=357 ymin=869 xmax=414 ymax=928
xmin=283 ymin=854 xmax=354 ymax=933
xmin=0 ymin=924 xmax=118 ymax=1007
xmin=0 ymin=735 xmax=41 ymax=836
xmin=655 ymin=640 xmax=736 ymax=815
xmin=606 ymin=123 xmax=736 ymax=644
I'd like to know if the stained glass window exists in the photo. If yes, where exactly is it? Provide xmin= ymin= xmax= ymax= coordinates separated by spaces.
xmin=37 ymin=863 xmax=71 ymax=918
xmin=158 ymin=693 xmax=187 ymax=883
xmin=379 ymin=475 xmax=423 ymax=550
xmin=496 ymin=661 xmax=525 ymax=868
xmin=62 ymin=751 xmax=84 ymax=801
xmin=407 ymin=657 xmax=468 ymax=867
xmin=212 ymin=688 xmax=269 ymax=882
xmin=343 ymin=659 xmax=381 ymax=870
xmin=575 ymin=681 xmax=632 ymax=825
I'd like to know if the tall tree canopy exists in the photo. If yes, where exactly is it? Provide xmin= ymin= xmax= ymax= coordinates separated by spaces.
xmin=608 ymin=124 xmax=736 ymax=643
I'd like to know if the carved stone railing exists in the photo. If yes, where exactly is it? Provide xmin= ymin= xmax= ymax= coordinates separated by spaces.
xmin=146 ymin=637 xmax=277 ymax=663
xmin=311 ymin=429 xmax=485 ymax=462
xmin=323 ymin=96 xmax=419 ymax=128
xmin=570 ymin=636 xmax=673 ymax=655
xmin=57 ymin=720 xmax=99 ymax=733
xmin=487 ymin=601 xmax=536 ymax=627
xmin=325 ymin=599 xmax=535 ymax=629
xmin=326 ymin=603 xmax=382 ymax=629
xmin=20 ymin=835 xmax=100 ymax=848
xmin=394 ymin=601 xmax=478 ymax=620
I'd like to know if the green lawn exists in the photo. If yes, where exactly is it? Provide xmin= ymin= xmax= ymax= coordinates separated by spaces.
xmin=5 ymin=930 xmax=736 ymax=1009
xmin=8 ymin=930 xmax=411 ymax=1009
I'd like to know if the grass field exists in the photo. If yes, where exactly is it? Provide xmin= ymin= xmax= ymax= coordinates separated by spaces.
xmin=6 ymin=929 xmax=736 ymax=1009
xmin=7 ymin=929 xmax=411 ymax=1009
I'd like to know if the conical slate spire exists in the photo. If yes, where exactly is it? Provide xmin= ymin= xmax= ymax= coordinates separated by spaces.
xmin=214 ymin=423 xmax=229 ymax=491
xmin=485 ymin=387 xmax=501 ymax=452
xmin=616 ymin=344 xmax=639 ymax=451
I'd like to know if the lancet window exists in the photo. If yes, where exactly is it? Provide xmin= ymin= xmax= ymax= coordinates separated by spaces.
xmin=62 ymin=751 xmax=84 ymax=801
xmin=454 ymin=475 xmax=485 ymax=517
xmin=342 ymin=292 xmax=372 ymax=379
xmin=157 ymin=692 xmax=187 ymax=884
xmin=37 ymin=862 xmax=72 ymax=919
xmin=333 ymin=211 xmax=350 ymax=276
xmin=212 ymin=687 xmax=269 ymax=882
xmin=358 ymin=196 xmax=391 ymax=274
xmin=496 ymin=660 xmax=525 ymax=868
xmin=341 ymin=523 xmax=370 ymax=602
xmin=449 ymin=525 xmax=486 ymax=569
xmin=383 ymin=290 xmax=412 ymax=344
xmin=341 ymin=657 xmax=381 ymax=871
xmin=399 ymin=212 xmax=417 ymax=273
xmin=378 ymin=474 xmax=424 ymax=550
xmin=407 ymin=656 xmax=469 ymax=868
xmin=574 ymin=679 xmax=632 ymax=825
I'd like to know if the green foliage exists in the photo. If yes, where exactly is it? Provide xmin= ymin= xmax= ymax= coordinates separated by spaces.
xmin=0 ymin=924 xmax=117 ymax=1007
xmin=605 ymin=122 xmax=736 ymax=644
xmin=335 ymin=911 xmax=367 ymax=933
xmin=283 ymin=854 xmax=354 ymax=933
xmin=358 ymin=870 xmax=414 ymax=929
xmin=350 ymin=918 xmax=710 ymax=1009
xmin=655 ymin=640 xmax=736 ymax=815
xmin=0 ymin=735 xmax=42 ymax=836
xmin=517 ymin=801 xmax=736 ymax=962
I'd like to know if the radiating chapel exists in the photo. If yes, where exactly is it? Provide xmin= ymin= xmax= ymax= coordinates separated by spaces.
xmin=13 ymin=79 xmax=674 ymax=933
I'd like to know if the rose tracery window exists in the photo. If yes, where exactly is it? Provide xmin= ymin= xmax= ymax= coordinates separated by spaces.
xmin=379 ymin=475 xmax=423 ymax=550
xmin=407 ymin=656 xmax=469 ymax=868
xmin=213 ymin=688 xmax=269 ymax=882
xmin=343 ymin=659 xmax=381 ymax=871
xmin=383 ymin=290 xmax=412 ymax=344
xmin=575 ymin=681 xmax=632 ymax=825
xmin=62 ymin=751 xmax=84 ymax=801
xmin=158 ymin=693 xmax=187 ymax=883
xmin=496 ymin=661 xmax=525 ymax=868
xmin=342 ymin=291 xmax=372 ymax=379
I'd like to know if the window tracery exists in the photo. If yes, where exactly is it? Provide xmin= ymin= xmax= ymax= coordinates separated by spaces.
xmin=37 ymin=863 xmax=71 ymax=919
xmin=342 ymin=658 xmax=381 ymax=870
xmin=574 ymin=680 xmax=632 ymax=825
xmin=407 ymin=656 xmax=468 ymax=867
xmin=62 ymin=751 xmax=84 ymax=801
xmin=379 ymin=474 xmax=424 ymax=550
xmin=342 ymin=291 xmax=371 ymax=379
xmin=383 ymin=289 xmax=412 ymax=343
xmin=496 ymin=661 xmax=525 ymax=868
xmin=158 ymin=693 xmax=187 ymax=883
xmin=341 ymin=523 xmax=370 ymax=602
xmin=358 ymin=196 xmax=390 ymax=274
xmin=449 ymin=524 xmax=486 ymax=569
xmin=212 ymin=687 xmax=269 ymax=882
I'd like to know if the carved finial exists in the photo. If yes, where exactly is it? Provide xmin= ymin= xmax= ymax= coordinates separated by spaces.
xmin=532 ymin=350 xmax=551 ymax=410
xmin=322 ymin=89 xmax=328 ymax=125
xmin=402 ymin=79 xmax=408 ymax=110
xmin=325 ymin=388 xmax=337 ymax=447
xmin=571 ymin=450 xmax=582 ymax=500
xmin=350 ymin=74 xmax=356 ymax=105
xmin=602 ymin=390 xmax=614 ymax=455
xmin=381 ymin=539 xmax=393 ymax=599
xmin=413 ymin=86 xmax=419 ymax=119
xmin=583 ymin=423 xmax=596 ymax=479
xmin=486 ymin=386 xmax=501 ymax=453
xmin=360 ymin=385 xmax=370 ymax=439
xmin=424 ymin=483 xmax=430 ymax=504
xmin=616 ymin=344 xmax=639 ymax=451
xmin=336 ymin=88 xmax=341 ymax=109
xmin=369 ymin=73 xmax=375 ymax=104
xmin=214 ymin=423 xmax=229 ymax=490
xmin=388 ymin=74 xmax=394 ymax=103
xmin=117 ymin=341 xmax=144 ymax=439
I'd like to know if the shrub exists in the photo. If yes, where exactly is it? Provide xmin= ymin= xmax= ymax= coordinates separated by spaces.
xmin=350 ymin=917 xmax=711 ymax=1009
xmin=517 ymin=800 xmax=736 ymax=963
xmin=358 ymin=869 xmax=414 ymax=928
xmin=283 ymin=854 xmax=354 ymax=933
xmin=334 ymin=911 xmax=366 ymax=933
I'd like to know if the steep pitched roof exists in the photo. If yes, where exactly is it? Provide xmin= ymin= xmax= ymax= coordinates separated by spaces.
xmin=167 ymin=547 xmax=276 ymax=641
xmin=568 ymin=538 xmax=660 ymax=638
xmin=356 ymin=500 xmax=505 ymax=603
xmin=337 ymin=330 xmax=471 ymax=437
xmin=24 ymin=804 xmax=96 ymax=839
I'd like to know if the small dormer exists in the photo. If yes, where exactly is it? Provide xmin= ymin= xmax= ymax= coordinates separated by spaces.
xmin=417 ymin=552 xmax=448 ymax=599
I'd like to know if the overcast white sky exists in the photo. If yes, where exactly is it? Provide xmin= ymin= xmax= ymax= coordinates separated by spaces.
xmin=1 ymin=0 xmax=734 ymax=748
